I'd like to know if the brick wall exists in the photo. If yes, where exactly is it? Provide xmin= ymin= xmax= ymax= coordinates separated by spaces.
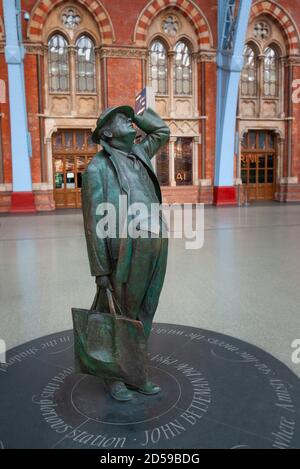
xmin=1 ymin=0 xmax=300 ymax=209
xmin=24 ymin=53 xmax=41 ymax=184
xmin=292 ymin=65 xmax=300 ymax=182
xmin=0 ymin=52 xmax=12 ymax=184
xmin=204 ymin=60 xmax=217 ymax=182
xmin=106 ymin=58 xmax=143 ymax=108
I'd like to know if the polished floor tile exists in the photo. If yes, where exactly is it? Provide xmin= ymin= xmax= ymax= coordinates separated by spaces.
xmin=0 ymin=203 xmax=300 ymax=376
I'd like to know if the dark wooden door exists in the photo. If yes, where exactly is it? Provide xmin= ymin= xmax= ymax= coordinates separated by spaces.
xmin=241 ymin=131 xmax=276 ymax=201
xmin=52 ymin=129 xmax=97 ymax=208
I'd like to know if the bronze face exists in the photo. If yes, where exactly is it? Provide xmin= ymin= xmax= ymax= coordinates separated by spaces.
xmin=106 ymin=112 xmax=137 ymax=153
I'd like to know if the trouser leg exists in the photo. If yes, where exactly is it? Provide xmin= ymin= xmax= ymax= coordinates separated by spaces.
xmin=121 ymin=234 xmax=168 ymax=338
xmin=138 ymin=236 xmax=168 ymax=338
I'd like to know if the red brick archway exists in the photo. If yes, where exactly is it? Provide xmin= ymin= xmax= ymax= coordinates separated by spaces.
xmin=134 ymin=0 xmax=212 ymax=48
xmin=251 ymin=0 xmax=300 ymax=54
xmin=28 ymin=0 xmax=115 ymax=44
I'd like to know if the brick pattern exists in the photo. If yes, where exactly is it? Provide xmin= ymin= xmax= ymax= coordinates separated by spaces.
xmin=2 ymin=0 xmax=300 ymax=211
xmin=0 ymin=192 xmax=11 ymax=212
xmin=275 ymin=184 xmax=300 ymax=202
xmin=106 ymin=57 xmax=143 ymax=108
xmin=250 ymin=0 xmax=300 ymax=54
xmin=24 ymin=54 xmax=41 ymax=184
xmin=28 ymin=0 xmax=114 ymax=43
xmin=198 ymin=185 xmax=213 ymax=204
xmin=0 ymin=16 xmax=4 ymax=39
xmin=34 ymin=190 xmax=55 ymax=211
xmin=0 ymin=0 xmax=3 ymax=39
xmin=162 ymin=186 xmax=199 ymax=204
xmin=0 ymin=54 xmax=12 ymax=184
xmin=134 ymin=0 xmax=211 ymax=48
xmin=291 ymin=65 xmax=300 ymax=182
xmin=204 ymin=61 xmax=217 ymax=182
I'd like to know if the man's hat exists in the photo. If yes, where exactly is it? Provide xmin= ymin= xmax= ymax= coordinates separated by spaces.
xmin=91 ymin=105 xmax=135 ymax=143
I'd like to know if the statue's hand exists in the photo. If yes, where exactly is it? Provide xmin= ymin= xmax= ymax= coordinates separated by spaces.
xmin=96 ymin=275 xmax=113 ymax=290
xmin=133 ymin=112 xmax=143 ymax=129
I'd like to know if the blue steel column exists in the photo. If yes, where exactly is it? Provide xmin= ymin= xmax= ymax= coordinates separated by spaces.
xmin=3 ymin=0 xmax=35 ymax=212
xmin=214 ymin=0 xmax=252 ymax=205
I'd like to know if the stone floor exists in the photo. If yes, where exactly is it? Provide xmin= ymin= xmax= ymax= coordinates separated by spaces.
xmin=0 ymin=202 xmax=300 ymax=376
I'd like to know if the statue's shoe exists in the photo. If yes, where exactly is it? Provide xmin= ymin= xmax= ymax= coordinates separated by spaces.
xmin=104 ymin=380 xmax=134 ymax=402
xmin=127 ymin=381 xmax=161 ymax=395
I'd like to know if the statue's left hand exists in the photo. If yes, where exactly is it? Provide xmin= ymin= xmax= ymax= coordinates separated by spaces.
xmin=96 ymin=275 xmax=113 ymax=291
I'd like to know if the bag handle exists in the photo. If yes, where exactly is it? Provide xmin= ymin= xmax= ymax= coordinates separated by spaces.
xmin=90 ymin=286 xmax=118 ymax=317
xmin=106 ymin=288 xmax=117 ymax=317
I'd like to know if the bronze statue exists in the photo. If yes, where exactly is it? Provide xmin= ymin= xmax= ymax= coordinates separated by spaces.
xmin=75 ymin=106 xmax=170 ymax=402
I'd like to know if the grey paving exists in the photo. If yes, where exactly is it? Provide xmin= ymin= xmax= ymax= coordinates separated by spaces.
xmin=0 ymin=203 xmax=300 ymax=376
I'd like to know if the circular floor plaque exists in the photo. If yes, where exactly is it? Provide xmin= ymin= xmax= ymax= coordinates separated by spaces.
xmin=0 ymin=323 xmax=299 ymax=449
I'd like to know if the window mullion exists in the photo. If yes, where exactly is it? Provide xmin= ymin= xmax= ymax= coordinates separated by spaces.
xmin=69 ymin=46 xmax=76 ymax=112
xmin=169 ymin=50 xmax=175 ymax=117
xmin=258 ymin=54 xmax=264 ymax=117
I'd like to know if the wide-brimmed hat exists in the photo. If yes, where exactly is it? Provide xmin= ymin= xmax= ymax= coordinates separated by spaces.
xmin=91 ymin=105 xmax=135 ymax=143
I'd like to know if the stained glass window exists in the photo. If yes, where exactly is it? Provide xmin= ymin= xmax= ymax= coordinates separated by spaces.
xmin=48 ymin=34 xmax=69 ymax=92
xmin=241 ymin=45 xmax=257 ymax=96
xmin=149 ymin=40 xmax=168 ymax=95
xmin=76 ymin=35 xmax=96 ymax=93
xmin=264 ymin=47 xmax=278 ymax=97
xmin=174 ymin=41 xmax=192 ymax=95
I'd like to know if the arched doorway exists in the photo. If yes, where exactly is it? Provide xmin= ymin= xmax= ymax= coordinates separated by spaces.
xmin=241 ymin=130 xmax=276 ymax=201
xmin=52 ymin=129 xmax=97 ymax=208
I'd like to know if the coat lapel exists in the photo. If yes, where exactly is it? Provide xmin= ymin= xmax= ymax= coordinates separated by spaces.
xmin=101 ymin=140 xmax=157 ymax=181
xmin=131 ymin=144 xmax=156 ymax=177
xmin=100 ymin=141 xmax=130 ymax=194
xmin=100 ymin=140 xmax=161 ymax=202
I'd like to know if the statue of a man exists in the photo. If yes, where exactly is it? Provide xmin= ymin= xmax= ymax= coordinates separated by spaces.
xmin=81 ymin=106 xmax=170 ymax=401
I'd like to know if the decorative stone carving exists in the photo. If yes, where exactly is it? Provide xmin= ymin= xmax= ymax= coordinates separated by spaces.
xmin=174 ymin=99 xmax=192 ymax=117
xmin=197 ymin=50 xmax=217 ymax=63
xmin=77 ymin=97 xmax=96 ymax=115
xmin=161 ymin=15 xmax=180 ymax=37
xmin=240 ymin=100 xmax=256 ymax=117
xmin=287 ymin=55 xmax=300 ymax=65
xmin=167 ymin=119 xmax=199 ymax=137
xmin=61 ymin=7 xmax=81 ymax=29
xmin=253 ymin=21 xmax=270 ymax=41
xmin=51 ymin=97 xmax=70 ymax=114
xmin=155 ymin=98 xmax=168 ymax=117
xmin=262 ymin=101 xmax=277 ymax=117
xmin=24 ymin=43 xmax=45 ymax=55
xmin=98 ymin=47 xmax=147 ymax=59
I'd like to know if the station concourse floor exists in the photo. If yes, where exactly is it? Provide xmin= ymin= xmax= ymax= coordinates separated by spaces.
xmin=0 ymin=202 xmax=300 ymax=377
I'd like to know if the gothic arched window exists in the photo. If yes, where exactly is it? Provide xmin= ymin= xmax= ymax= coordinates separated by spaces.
xmin=174 ymin=41 xmax=192 ymax=95
xmin=241 ymin=45 xmax=257 ymax=97
xmin=48 ymin=34 xmax=69 ymax=92
xmin=264 ymin=46 xmax=278 ymax=97
xmin=75 ymin=35 xmax=96 ymax=93
xmin=149 ymin=40 xmax=168 ymax=95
